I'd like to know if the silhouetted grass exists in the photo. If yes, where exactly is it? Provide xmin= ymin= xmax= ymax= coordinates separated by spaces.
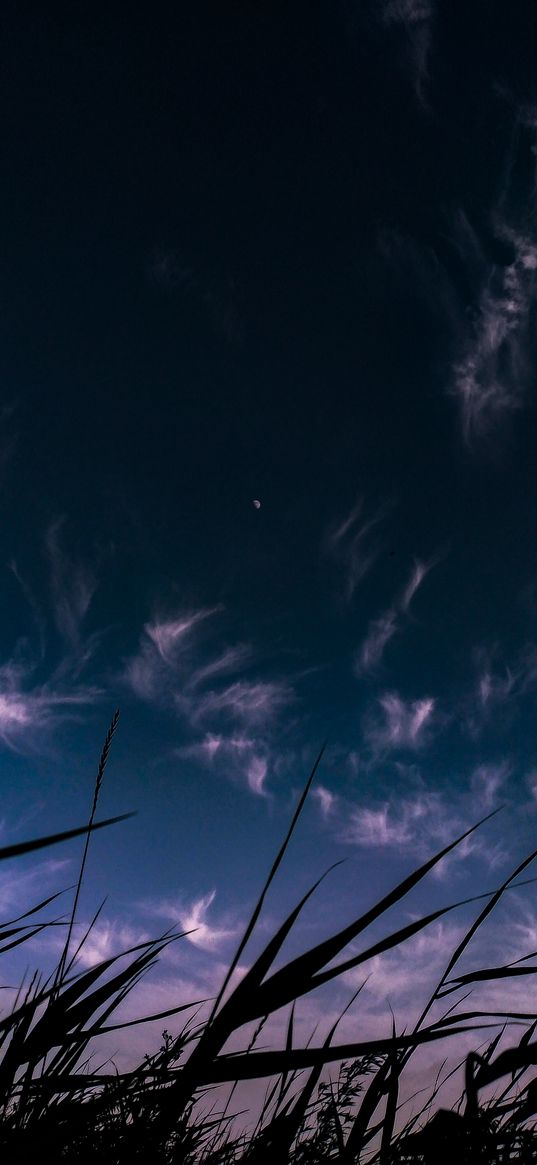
xmin=0 ymin=716 xmax=537 ymax=1161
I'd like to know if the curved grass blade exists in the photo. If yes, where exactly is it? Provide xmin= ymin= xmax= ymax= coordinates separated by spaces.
xmin=198 ymin=1022 xmax=502 ymax=1086
xmin=208 ymin=742 xmax=327 ymax=1027
xmin=54 ymin=710 xmax=120 ymax=992
xmin=0 ymin=813 xmax=135 ymax=862
xmin=244 ymin=812 xmax=501 ymax=1024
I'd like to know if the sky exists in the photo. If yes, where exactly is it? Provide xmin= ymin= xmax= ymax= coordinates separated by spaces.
xmin=2 ymin=0 xmax=537 ymax=1133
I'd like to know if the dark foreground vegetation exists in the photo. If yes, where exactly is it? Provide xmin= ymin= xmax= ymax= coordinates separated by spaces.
xmin=1 ymin=714 xmax=537 ymax=1163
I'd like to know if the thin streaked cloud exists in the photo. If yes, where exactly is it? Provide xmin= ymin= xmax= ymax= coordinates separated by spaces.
xmin=449 ymin=138 xmax=537 ymax=450
xmin=463 ymin=639 xmax=537 ymax=739
xmin=354 ymin=552 xmax=444 ymax=676
xmin=45 ymin=519 xmax=98 ymax=654
xmin=176 ymin=734 xmax=272 ymax=798
xmin=146 ymin=608 xmax=221 ymax=663
xmin=363 ymin=690 xmax=436 ymax=754
xmin=246 ymin=755 xmax=269 ymax=797
xmin=341 ymin=791 xmax=443 ymax=850
xmin=184 ymin=678 xmax=293 ymax=730
xmin=470 ymin=760 xmax=512 ymax=808
xmin=381 ymin=0 xmax=436 ymax=108
xmin=355 ymin=609 xmax=399 ymax=675
xmin=0 ymin=654 xmax=101 ymax=751
xmin=125 ymin=607 xmax=296 ymax=795
xmin=324 ymin=497 xmax=393 ymax=603
xmin=312 ymin=784 xmax=337 ymax=819
xmin=148 ymin=889 xmax=239 ymax=953
xmin=123 ymin=606 xmax=221 ymax=702
xmin=187 ymin=644 xmax=254 ymax=688
xmin=334 ymin=783 xmax=509 ymax=882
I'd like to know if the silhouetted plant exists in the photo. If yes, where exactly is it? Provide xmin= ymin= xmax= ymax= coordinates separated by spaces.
xmin=1 ymin=718 xmax=537 ymax=1161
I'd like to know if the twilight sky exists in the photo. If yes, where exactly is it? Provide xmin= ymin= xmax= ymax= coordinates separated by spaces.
xmin=3 ymin=0 xmax=537 ymax=1125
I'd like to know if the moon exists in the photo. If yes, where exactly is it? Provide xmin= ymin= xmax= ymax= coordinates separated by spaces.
xmin=253 ymin=499 xmax=261 ymax=509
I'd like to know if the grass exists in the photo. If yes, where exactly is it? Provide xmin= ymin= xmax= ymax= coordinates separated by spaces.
xmin=0 ymin=717 xmax=537 ymax=1161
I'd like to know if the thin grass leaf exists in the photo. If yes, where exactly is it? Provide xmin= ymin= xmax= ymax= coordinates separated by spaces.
xmin=235 ymin=884 xmax=504 ymax=1026
xmin=208 ymin=742 xmax=327 ymax=1028
xmin=0 ymin=813 xmax=135 ymax=862
xmin=212 ymin=861 xmax=343 ymax=1044
xmin=1 ymin=888 xmax=73 ymax=926
xmin=197 ymin=1022 xmax=501 ymax=1086
xmin=96 ymin=997 xmax=210 ymax=1034
xmin=54 ymin=710 xmax=120 ymax=993
xmin=440 ymin=960 xmax=537 ymax=996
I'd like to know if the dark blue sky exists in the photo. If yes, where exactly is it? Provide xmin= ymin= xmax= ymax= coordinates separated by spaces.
xmin=2 ymin=0 xmax=537 ymax=1116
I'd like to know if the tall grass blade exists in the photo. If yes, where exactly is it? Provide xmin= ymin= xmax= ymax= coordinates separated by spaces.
xmin=0 ymin=813 xmax=134 ymax=862
xmin=54 ymin=709 xmax=120 ymax=992
xmin=208 ymin=742 xmax=327 ymax=1026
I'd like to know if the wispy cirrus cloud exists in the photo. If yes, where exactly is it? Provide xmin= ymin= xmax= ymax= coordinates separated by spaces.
xmin=312 ymin=784 xmax=337 ymax=819
xmin=0 ymin=522 xmax=106 ymax=751
xmin=356 ymin=609 xmax=399 ymax=675
xmin=45 ymin=518 xmax=98 ymax=655
xmin=447 ymin=104 xmax=537 ymax=451
xmin=470 ymin=760 xmax=512 ymax=808
xmin=188 ymin=644 xmax=254 ymax=688
xmin=463 ymin=639 xmax=537 ymax=738
xmin=123 ymin=606 xmax=222 ymax=702
xmin=147 ymin=889 xmax=239 ymax=953
xmin=0 ymin=652 xmax=100 ymax=751
xmin=451 ymin=225 xmax=537 ymax=448
xmin=126 ymin=608 xmax=295 ymax=795
xmin=177 ymin=734 xmax=272 ymax=798
xmin=362 ymin=690 xmax=436 ymax=756
xmin=381 ymin=0 xmax=436 ymax=108
xmin=355 ymin=551 xmax=445 ymax=676
xmin=334 ymin=776 xmax=509 ymax=877
xmin=341 ymin=790 xmax=443 ymax=849
xmin=324 ymin=497 xmax=393 ymax=603
xmin=182 ymin=678 xmax=293 ymax=730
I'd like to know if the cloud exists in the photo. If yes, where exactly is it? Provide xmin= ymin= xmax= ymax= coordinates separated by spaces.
xmin=355 ymin=609 xmax=399 ymax=675
xmin=45 ymin=519 xmax=98 ymax=653
xmin=312 ymin=784 xmax=337 ymax=819
xmin=149 ymin=889 xmax=238 ymax=953
xmin=125 ymin=607 xmax=295 ymax=796
xmin=177 ymin=734 xmax=272 ymax=798
xmin=363 ymin=691 xmax=436 ymax=754
xmin=399 ymin=556 xmax=436 ymax=612
xmin=246 ymin=755 xmax=268 ymax=797
xmin=63 ymin=919 xmax=151 ymax=970
xmin=470 ymin=760 xmax=511 ymax=808
xmin=381 ymin=0 xmax=436 ymax=108
xmin=146 ymin=610 xmax=221 ymax=664
xmin=341 ymin=791 xmax=442 ymax=849
xmin=188 ymin=645 xmax=254 ymax=688
xmin=343 ymin=919 xmax=465 ymax=1007
xmin=463 ymin=640 xmax=537 ymax=738
xmin=336 ymin=781 xmax=508 ymax=879
xmin=324 ymin=497 xmax=393 ymax=603
xmin=450 ymin=216 xmax=537 ymax=448
xmin=184 ymin=679 xmax=293 ymax=730
xmin=0 ymin=653 xmax=100 ymax=751
xmin=123 ymin=606 xmax=222 ymax=702
xmin=354 ymin=553 xmax=444 ymax=675
xmin=0 ymin=856 xmax=70 ymax=917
